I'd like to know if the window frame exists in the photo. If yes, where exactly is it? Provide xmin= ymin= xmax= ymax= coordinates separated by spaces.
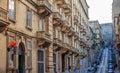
xmin=26 ymin=40 xmax=32 ymax=69
xmin=53 ymin=53 xmax=58 ymax=73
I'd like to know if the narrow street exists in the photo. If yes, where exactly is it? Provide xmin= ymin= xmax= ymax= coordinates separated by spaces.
xmin=96 ymin=48 xmax=108 ymax=73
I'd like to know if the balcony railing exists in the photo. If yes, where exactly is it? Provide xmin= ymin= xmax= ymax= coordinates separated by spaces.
xmin=37 ymin=31 xmax=51 ymax=46
xmin=37 ymin=31 xmax=51 ymax=40
xmin=37 ymin=0 xmax=52 ymax=16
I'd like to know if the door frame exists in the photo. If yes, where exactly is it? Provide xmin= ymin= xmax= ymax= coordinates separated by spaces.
xmin=37 ymin=46 xmax=45 ymax=73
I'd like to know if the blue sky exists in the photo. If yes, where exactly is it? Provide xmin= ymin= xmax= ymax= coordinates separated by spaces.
xmin=86 ymin=0 xmax=113 ymax=23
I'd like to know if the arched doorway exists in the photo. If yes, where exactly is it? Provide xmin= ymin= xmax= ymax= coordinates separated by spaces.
xmin=18 ymin=42 xmax=25 ymax=73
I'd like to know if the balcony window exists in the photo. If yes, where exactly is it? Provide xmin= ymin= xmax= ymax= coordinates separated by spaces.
xmin=39 ymin=19 xmax=45 ymax=31
xmin=8 ymin=0 xmax=15 ymax=20
xmin=26 ymin=10 xmax=32 ymax=28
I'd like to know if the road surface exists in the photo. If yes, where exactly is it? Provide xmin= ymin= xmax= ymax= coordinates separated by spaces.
xmin=96 ymin=48 xmax=108 ymax=73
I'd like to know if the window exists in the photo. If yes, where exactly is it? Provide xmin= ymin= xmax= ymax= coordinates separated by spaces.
xmin=38 ymin=50 xmax=44 ymax=73
xmin=26 ymin=10 xmax=31 ymax=28
xmin=27 ymin=41 xmax=32 ymax=68
xmin=39 ymin=19 xmax=44 ymax=31
xmin=8 ymin=36 xmax=15 ymax=69
xmin=53 ymin=53 xmax=57 ymax=73
xmin=8 ymin=0 xmax=15 ymax=20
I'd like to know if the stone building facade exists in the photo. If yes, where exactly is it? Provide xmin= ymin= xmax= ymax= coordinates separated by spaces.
xmin=0 ymin=0 xmax=89 ymax=73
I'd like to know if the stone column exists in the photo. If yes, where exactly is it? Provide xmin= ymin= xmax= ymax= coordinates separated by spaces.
xmin=58 ymin=52 xmax=62 ymax=72
xmin=46 ymin=45 xmax=54 ymax=73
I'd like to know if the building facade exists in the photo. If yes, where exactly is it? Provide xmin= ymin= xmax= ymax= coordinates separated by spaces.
xmin=112 ymin=0 xmax=120 ymax=71
xmin=0 ymin=0 xmax=89 ymax=73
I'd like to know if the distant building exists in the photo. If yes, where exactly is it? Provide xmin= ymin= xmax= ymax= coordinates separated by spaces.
xmin=89 ymin=20 xmax=102 ymax=45
xmin=89 ymin=20 xmax=102 ymax=67
xmin=100 ymin=23 xmax=113 ymax=46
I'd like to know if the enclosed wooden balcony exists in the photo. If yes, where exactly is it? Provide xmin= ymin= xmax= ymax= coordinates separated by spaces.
xmin=37 ymin=31 xmax=52 ymax=47
xmin=37 ymin=0 xmax=52 ymax=17
xmin=0 ymin=7 xmax=9 ymax=32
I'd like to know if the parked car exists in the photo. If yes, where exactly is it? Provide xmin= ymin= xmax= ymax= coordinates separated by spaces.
xmin=87 ymin=66 xmax=97 ymax=73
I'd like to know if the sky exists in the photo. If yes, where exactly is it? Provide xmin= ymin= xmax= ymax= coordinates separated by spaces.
xmin=86 ymin=0 xmax=113 ymax=24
